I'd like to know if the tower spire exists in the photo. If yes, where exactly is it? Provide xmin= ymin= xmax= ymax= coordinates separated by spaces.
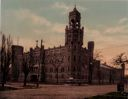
xmin=75 ymin=4 xmax=76 ymax=9
xmin=73 ymin=4 xmax=77 ymax=11
xmin=74 ymin=0 xmax=76 ymax=9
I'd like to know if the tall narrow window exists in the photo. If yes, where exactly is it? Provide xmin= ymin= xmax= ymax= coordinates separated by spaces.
xmin=79 ymin=56 xmax=81 ymax=62
xmin=50 ymin=67 xmax=53 ymax=72
xmin=61 ymin=74 xmax=64 ymax=78
xmin=68 ymin=56 xmax=70 ymax=61
xmin=74 ymin=56 xmax=76 ymax=62
xmin=61 ymin=67 xmax=64 ymax=72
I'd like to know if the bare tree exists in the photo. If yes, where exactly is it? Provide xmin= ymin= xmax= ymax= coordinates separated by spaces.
xmin=50 ymin=52 xmax=64 ymax=84
xmin=1 ymin=33 xmax=12 ymax=88
xmin=93 ymin=50 xmax=103 ymax=84
xmin=112 ymin=53 xmax=128 ymax=81
xmin=40 ymin=40 xmax=45 ymax=83
xmin=94 ymin=50 xmax=103 ymax=61
xmin=22 ymin=53 xmax=30 ymax=87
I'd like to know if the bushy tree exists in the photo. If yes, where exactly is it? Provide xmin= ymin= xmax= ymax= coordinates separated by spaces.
xmin=112 ymin=53 xmax=128 ymax=81
xmin=0 ymin=33 xmax=12 ymax=88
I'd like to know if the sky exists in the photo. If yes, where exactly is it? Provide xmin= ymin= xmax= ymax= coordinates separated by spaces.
xmin=0 ymin=0 xmax=128 ymax=72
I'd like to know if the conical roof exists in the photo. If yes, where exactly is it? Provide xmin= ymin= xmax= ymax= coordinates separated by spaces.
xmin=69 ymin=5 xmax=80 ymax=16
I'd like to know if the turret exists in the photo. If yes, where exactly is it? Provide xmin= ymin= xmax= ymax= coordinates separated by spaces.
xmin=88 ymin=41 xmax=94 ymax=58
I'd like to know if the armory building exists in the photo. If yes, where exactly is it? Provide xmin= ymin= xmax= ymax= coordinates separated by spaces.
xmin=6 ymin=7 xmax=122 ymax=84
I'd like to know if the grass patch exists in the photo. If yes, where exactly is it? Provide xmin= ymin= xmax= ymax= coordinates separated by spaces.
xmin=86 ymin=92 xmax=128 ymax=99
xmin=0 ymin=86 xmax=18 ymax=91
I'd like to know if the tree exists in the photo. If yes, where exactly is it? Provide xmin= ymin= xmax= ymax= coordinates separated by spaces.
xmin=112 ymin=53 xmax=128 ymax=82
xmin=50 ymin=52 xmax=64 ymax=84
xmin=88 ymin=57 xmax=93 ymax=84
xmin=23 ymin=54 xmax=30 ymax=87
xmin=0 ymin=33 xmax=12 ymax=88
xmin=94 ymin=50 xmax=103 ymax=61
xmin=92 ymin=50 xmax=103 ymax=84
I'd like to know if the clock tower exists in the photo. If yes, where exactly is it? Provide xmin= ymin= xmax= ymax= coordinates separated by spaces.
xmin=65 ymin=6 xmax=84 ymax=79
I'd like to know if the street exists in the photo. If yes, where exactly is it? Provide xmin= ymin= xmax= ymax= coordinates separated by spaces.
xmin=1 ymin=83 xmax=128 ymax=99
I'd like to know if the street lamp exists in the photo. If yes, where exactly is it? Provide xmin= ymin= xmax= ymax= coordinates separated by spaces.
xmin=89 ymin=59 xmax=93 ymax=84
xmin=69 ymin=77 xmax=74 ymax=85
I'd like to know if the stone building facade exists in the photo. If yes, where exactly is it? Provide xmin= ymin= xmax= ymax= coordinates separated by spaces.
xmin=10 ymin=7 xmax=122 ymax=84
xmin=42 ymin=7 xmax=94 ymax=83
xmin=11 ymin=45 xmax=24 ymax=81
xmin=92 ymin=61 xmax=122 ymax=84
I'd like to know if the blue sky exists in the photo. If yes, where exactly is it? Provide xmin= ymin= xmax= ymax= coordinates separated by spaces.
xmin=1 ymin=0 xmax=128 ymax=67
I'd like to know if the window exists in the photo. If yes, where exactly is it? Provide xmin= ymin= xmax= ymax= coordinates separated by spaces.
xmin=55 ymin=74 xmax=58 ymax=78
xmin=74 ymin=56 xmax=76 ymax=61
xmin=76 ymin=22 xmax=79 ymax=25
xmin=61 ymin=67 xmax=64 ymax=72
xmin=73 ymin=67 xmax=76 ymax=71
xmin=68 ymin=56 xmax=70 ymax=61
xmin=50 ymin=67 xmax=53 ymax=72
xmin=55 ymin=68 xmax=58 ymax=72
xmin=74 ymin=45 xmax=76 ymax=50
xmin=79 ymin=56 xmax=81 ymax=61
xmin=67 ymin=67 xmax=70 ymax=71
xmin=61 ymin=74 xmax=64 ymax=78
xmin=49 ymin=75 xmax=52 ymax=79
xmin=71 ymin=41 xmax=73 ymax=45
xmin=45 ymin=68 xmax=47 ymax=72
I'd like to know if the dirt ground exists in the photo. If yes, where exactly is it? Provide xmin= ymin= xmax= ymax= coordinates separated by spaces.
xmin=0 ymin=83 xmax=128 ymax=99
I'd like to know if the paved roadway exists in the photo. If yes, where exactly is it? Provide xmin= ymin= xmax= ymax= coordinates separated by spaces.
xmin=0 ymin=83 xmax=128 ymax=99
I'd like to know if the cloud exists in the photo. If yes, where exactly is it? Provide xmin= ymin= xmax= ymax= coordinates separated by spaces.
xmin=104 ymin=26 xmax=128 ymax=35
xmin=52 ymin=23 xmax=65 ymax=33
xmin=0 ymin=32 xmax=2 ymax=46
xmin=52 ymin=2 xmax=86 ymax=15
xmin=85 ymin=17 xmax=128 ymax=49
xmin=0 ymin=0 xmax=1 ymax=31
xmin=53 ymin=2 xmax=70 ymax=11
xmin=3 ymin=8 xmax=66 ymax=49
xmin=15 ymin=9 xmax=65 ymax=34
xmin=103 ymin=18 xmax=128 ymax=36
xmin=14 ymin=9 xmax=51 ymax=27
xmin=12 ymin=37 xmax=34 ymax=51
xmin=3 ymin=8 xmax=128 ymax=50
xmin=118 ymin=17 xmax=128 ymax=24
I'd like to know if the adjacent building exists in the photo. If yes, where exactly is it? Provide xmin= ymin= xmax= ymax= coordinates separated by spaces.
xmin=11 ymin=45 xmax=24 ymax=81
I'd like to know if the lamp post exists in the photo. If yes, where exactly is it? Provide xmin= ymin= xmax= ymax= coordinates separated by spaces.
xmin=69 ymin=77 xmax=74 ymax=85
xmin=89 ymin=60 xmax=93 ymax=84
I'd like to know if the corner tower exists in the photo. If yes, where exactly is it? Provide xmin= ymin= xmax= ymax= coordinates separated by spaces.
xmin=65 ymin=6 xmax=84 ymax=79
